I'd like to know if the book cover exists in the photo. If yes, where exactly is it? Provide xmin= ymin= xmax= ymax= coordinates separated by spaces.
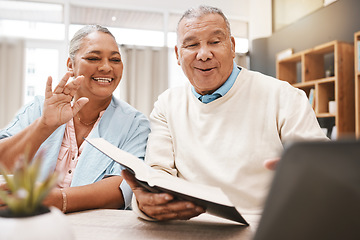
xmin=85 ymin=138 xmax=248 ymax=225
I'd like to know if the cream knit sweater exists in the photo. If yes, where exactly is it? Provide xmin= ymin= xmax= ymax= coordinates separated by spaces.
xmin=134 ymin=68 xmax=327 ymax=217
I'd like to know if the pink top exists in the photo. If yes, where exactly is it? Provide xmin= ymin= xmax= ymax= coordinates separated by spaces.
xmin=55 ymin=112 xmax=104 ymax=188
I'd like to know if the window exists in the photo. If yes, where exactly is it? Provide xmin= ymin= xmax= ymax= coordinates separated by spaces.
xmin=1 ymin=1 xmax=250 ymax=102
xmin=24 ymin=47 xmax=59 ymax=104
xmin=0 ymin=1 xmax=64 ymax=40
xmin=0 ymin=20 xmax=64 ymax=41
xmin=69 ymin=24 xmax=165 ymax=47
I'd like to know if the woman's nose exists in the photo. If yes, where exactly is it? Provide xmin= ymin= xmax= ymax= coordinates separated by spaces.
xmin=98 ymin=60 xmax=111 ymax=72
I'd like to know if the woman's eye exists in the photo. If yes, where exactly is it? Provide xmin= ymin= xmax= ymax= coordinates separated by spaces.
xmin=87 ymin=57 xmax=100 ymax=61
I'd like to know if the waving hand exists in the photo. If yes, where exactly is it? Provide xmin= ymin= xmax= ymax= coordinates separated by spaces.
xmin=41 ymin=72 xmax=89 ymax=128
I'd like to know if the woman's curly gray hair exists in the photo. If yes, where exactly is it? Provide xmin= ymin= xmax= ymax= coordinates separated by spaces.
xmin=69 ymin=25 xmax=115 ymax=61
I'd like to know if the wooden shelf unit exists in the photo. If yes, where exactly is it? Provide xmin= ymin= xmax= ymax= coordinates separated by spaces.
xmin=355 ymin=31 xmax=360 ymax=138
xmin=277 ymin=40 xmax=355 ymax=138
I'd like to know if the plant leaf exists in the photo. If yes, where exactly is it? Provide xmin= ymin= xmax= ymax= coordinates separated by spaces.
xmin=33 ymin=172 xmax=59 ymax=207
xmin=0 ymin=163 xmax=16 ymax=192
xmin=0 ymin=189 xmax=9 ymax=203
xmin=0 ymin=148 xmax=58 ymax=215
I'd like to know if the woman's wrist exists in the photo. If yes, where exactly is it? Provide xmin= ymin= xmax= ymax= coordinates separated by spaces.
xmin=37 ymin=116 xmax=60 ymax=131
xmin=42 ymin=188 xmax=64 ymax=212
xmin=59 ymin=188 xmax=68 ymax=213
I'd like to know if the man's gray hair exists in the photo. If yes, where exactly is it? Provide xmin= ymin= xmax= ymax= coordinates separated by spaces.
xmin=177 ymin=5 xmax=231 ymax=35
xmin=69 ymin=24 xmax=115 ymax=61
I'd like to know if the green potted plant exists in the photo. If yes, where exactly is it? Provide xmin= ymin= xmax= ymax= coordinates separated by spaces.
xmin=0 ymin=151 xmax=74 ymax=239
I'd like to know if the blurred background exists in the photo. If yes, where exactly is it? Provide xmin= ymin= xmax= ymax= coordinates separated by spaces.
xmin=2 ymin=0 xmax=358 ymax=129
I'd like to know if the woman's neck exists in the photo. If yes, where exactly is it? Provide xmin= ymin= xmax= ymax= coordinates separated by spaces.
xmin=74 ymin=95 xmax=111 ymax=123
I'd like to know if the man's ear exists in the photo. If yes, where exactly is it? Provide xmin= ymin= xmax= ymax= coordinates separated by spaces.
xmin=175 ymin=45 xmax=181 ymax=66
xmin=230 ymin=36 xmax=236 ymax=59
xmin=67 ymin=58 xmax=74 ymax=73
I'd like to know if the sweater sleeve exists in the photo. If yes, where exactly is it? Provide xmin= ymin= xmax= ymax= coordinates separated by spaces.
xmin=278 ymin=85 xmax=329 ymax=142
xmin=119 ymin=112 xmax=151 ymax=209
xmin=130 ymin=195 xmax=158 ymax=221
xmin=145 ymin=91 xmax=178 ymax=176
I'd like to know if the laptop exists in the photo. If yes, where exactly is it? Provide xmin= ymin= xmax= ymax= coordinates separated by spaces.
xmin=253 ymin=140 xmax=360 ymax=240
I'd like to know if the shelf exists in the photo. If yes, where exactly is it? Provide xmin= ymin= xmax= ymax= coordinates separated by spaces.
xmin=304 ymin=48 xmax=335 ymax=82
xmin=317 ymin=113 xmax=336 ymax=118
xmin=355 ymin=31 xmax=360 ymax=138
xmin=277 ymin=40 xmax=355 ymax=138
xmin=293 ymin=77 xmax=335 ymax=88
xmin=308 ymin=40 xmax=336 ymax=55
xmin=277 ymin=52 xmax=302 ymax=63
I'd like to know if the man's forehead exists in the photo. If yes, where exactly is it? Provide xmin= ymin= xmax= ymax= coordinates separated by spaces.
xmin=178 ymin=13 xmax=226 ymax=30
xmin=181 ymin=29 xmax=227 ymax=43
xmin=178 ymin=15 xmax=227 ymax=40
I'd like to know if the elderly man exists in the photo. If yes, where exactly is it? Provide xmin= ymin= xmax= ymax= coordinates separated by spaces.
xmin=123 ymin=5 xmax=328 ymax=221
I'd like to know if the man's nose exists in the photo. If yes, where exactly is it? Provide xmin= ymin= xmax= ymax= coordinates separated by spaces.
xmin=196 ymin=45 xmax=213 ymax=61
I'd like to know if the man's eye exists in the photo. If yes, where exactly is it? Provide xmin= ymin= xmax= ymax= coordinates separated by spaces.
xmin=111 ymin=58 xmax=121 ymax=63
xmin=185 ymin=43 xmax=198 ymax=48
xmin=211 ymin=41 xmax=220 ymax=44
xmin=87 ymin=57 xmax=100 ymax=61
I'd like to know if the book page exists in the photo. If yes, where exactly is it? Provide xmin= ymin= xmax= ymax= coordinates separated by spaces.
xmin=85 ymin=138 xmax=153 ymax=182
xmin=86 ymin=138 xmax=234 ymax=205
xmin=86 ymin=138 xmax=248 ymax=224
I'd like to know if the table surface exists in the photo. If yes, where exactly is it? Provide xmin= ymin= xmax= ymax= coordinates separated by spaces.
xmin=66 ymin=209 xmax=261 ymax=240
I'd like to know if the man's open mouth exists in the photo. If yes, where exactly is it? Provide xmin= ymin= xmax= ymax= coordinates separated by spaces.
xmin=195 ymin=67 xmax=214 ymax=72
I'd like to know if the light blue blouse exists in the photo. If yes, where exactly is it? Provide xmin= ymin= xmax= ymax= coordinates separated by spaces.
xmin=0 ymin=95 xmax=150 ymax=209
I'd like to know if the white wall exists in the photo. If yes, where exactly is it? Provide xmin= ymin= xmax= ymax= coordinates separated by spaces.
xmin=249 ymin=0 xmax=272 ymax=40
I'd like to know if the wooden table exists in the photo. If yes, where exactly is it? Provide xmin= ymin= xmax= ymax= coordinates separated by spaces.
xmin=67 ymin=209 xmax=260 ymax=240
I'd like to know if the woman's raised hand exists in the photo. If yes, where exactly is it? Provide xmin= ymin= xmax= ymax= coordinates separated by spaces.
xmin=41 ymin=72 xmax=89 ymax=128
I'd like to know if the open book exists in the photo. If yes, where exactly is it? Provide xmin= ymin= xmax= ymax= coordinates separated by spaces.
xmin=85 ymin=138 xmax=248 ymax=225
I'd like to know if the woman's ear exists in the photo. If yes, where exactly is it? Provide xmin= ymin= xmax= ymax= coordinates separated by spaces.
xmin=67 ymin=58 xmax=74 ymax=73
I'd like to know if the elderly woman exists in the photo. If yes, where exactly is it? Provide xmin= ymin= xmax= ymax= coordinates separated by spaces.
xmin=0 ymin=25 xmax=150 ymax=212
